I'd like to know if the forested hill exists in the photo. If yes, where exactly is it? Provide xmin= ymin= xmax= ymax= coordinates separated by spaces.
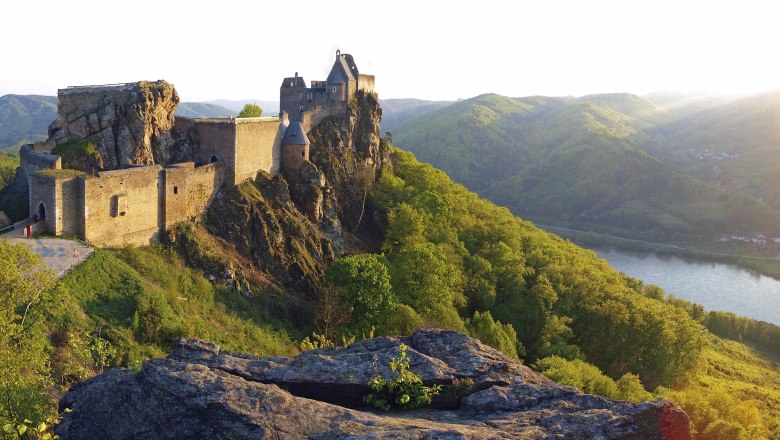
xmin=639 ymin=89 xmax=780 ymax=212
xmin=0 ymin=94 xmax=57 ymax=153
xmin=391 ymin=93 xmax=780 ymax=240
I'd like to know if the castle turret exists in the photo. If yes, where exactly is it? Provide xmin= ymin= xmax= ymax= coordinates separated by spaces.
xmin=281 ymin=121 xmax=310 ymax=173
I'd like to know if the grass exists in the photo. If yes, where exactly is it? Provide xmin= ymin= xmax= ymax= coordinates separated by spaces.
xmin=59 ymin=246 xmax=299 ymax=364
xmin=666 ymin=335 xmax=780 ymax=439
xmin=51 ymin=137 xmax=101 ymax=170
xmin=35 ymin=169 xmax=86 ymax=179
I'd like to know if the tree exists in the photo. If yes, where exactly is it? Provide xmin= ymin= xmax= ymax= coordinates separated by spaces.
xmin=465 ymin=310 xmax=521 ymax=359
xmin=324 ymin=254 xmax=396 ymax=335
xmin=314 ymin=284 xmax=350 ymax=341
xmin=0 ymin=240 xmax=58 ymax=426
xmin=388 ymin=242 xmax=453 ymax=314
xmin=237 ymin=103 xmax=262 ymax=118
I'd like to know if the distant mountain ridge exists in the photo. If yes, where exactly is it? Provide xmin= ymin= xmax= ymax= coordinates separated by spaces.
xmin=392 ymin=92 xmax=780 ymax=240
xmin=0 ymin=94 xmax=57 ymax=153
xmin=379 ymin=98 xmax=454 ymax=131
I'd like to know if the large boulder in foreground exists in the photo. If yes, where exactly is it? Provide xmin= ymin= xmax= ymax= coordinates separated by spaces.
xmin=56 ymin=329 xmax=691 ymax=439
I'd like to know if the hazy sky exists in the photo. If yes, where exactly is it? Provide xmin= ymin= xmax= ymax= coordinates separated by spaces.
xmin=2 ymin=0 xmax=778 ymax=102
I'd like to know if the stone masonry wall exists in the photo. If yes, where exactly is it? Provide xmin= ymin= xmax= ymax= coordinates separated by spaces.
xmin=358 ymin=74 xmax=375 ymax=93
xmin=188 ymin=119 xmax=236 ymax=183
xmin=28 ymin=174 xmax=57 ymax=233
xmin=161 ymin=162 xmax=221 ymax=227
xmin=186 ymin=163 xmax=220 ymax=219
xmin=234 ymin=118 xmax=284 ymax=183
xmin=82 ymin=166 xmax=163 ymax=247
xmin=162 ymin=164 xmax=190 ymax=230
xmin=60 ymin=177 xmax=84 ymax=238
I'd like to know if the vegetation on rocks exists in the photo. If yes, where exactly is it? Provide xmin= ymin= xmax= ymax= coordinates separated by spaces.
xmin=51 ymin=137 xmax=103 ymax=172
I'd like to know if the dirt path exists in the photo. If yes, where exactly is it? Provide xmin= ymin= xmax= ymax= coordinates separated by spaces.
xmin=1 ymin=235 xmax=93 ymax=277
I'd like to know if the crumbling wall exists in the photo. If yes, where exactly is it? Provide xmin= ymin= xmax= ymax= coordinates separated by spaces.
xmin=161 ymin=162 xmax=220 ymax=227
xmin=82 ymin=165 xmax=163 ymax=246
xmin=163 ymin=164 xmax=190 ymax=229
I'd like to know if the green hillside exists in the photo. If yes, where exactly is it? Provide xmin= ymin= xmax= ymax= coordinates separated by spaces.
xmin=392 ymin=93 xmax=780 ymax=240
xmin=642 ymin=89 xmax=780 ymax=212
xmin=2 ymin=147 xmax=779 ymax=439
xmin=0 ymin=153 xmax=19 ymax=190
xmin=380 ymin=98 xmax=454 ymax=131
xmin=0 ymin=94 xmax=57 ymax=152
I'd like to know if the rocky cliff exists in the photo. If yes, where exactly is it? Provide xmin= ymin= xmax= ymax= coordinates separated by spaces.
xmin=202 ymin=171 xmax=334 ymax=296
xmin=294 ymin=91 xmax=389 ymax=240
xmin=56 ymin=329 xmax=691 ymax=439
xmin=48 ymin=81 xmax=180 ymax=169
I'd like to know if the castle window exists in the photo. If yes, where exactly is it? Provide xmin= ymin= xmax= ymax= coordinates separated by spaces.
xmin=210 ymin=155 xmax=218 ymax=163
xmin=111 ymin=194 xmax=127 ymax=217
xmin=173 ymin=186 xmax=178 ymax=195
xmin=332 ymin=87 xmax=336 ymax=93
xmin=298 ymin=93 xmax=302 ymax=99
xmin=302 ymin=151 xmax=305 ymax=158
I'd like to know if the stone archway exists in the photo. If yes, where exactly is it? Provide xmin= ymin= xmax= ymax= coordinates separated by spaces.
xmin=37 ymin=202 xmax=46 ymax=220
xmin=210 ymin=155 xmax=218 ymax=163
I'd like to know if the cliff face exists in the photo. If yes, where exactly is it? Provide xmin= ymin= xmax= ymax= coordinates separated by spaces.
xmin=293 ymin=91 xmax=389 ymax=240
xmin=203 ymin=171 xmax=334 ymax=295
xmin=48 ymin=81 xmax=180 ymax=170
xmin=200 ymin=92 xmax=388 ymax=296
xmin=56 ymin=329 xmax=692 ymax=439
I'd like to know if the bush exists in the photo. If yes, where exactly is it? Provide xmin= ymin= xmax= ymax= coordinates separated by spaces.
xmin=465 ymin=310 xmax=521 ymax=359
xmin=533 ymin=356 xmax=652 ymax=402
xmin=132 ymin=290 xmax=184 ymax=344
xmin=363 ymin=344 xmax=442 ymax=410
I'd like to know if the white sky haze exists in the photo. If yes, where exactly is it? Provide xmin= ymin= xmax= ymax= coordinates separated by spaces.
xmin=2 ymin=0 xmax=778 ymax=101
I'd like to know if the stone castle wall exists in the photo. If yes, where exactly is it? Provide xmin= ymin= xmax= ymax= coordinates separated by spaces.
xmin=82 ymin=166 xmax=163 ymax=247
xmin=280 ymin=83 xmax=350 ymax=124
xmin=358 ymin=74 xmax=375 ymax=93
xmin=175 ymin=116 xmax=284 ymax=185
xmin=234 ymin=118 xmax=284 ymax=182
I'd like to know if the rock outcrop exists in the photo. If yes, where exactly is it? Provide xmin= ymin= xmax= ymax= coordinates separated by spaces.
xmin=56 ymin=329 xmax=691 ymax=439
xmin=296 ymin=91 xmax=389 ymax=241
xmin=203 ymin=171 xmax=334 ymax=295
xmin=48 ymin=81 xmax=180 ymax=170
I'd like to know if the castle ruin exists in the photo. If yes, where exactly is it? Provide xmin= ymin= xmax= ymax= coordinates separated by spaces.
xmin=21 ymin=50 xmax=373 ymax=247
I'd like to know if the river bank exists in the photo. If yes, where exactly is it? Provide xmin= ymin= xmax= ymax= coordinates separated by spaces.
xmin=540 ymin=225 xmax=780 ymax=282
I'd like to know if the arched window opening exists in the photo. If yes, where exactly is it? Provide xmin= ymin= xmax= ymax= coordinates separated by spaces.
xmin=210 ymin=155 xmax=218 ymax=163
xmin=37 ymin=203 xmax=46 ymax=220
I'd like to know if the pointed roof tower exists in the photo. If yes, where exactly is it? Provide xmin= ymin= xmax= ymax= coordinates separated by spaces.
xmin=282 ymin=120 xmax=310 ymax=145
xmin=326 ymin=49 xmax=357 ymax=85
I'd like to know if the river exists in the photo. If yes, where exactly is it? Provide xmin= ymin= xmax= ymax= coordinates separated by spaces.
xmin=589 ymin=246 xmax=780 ymax=325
